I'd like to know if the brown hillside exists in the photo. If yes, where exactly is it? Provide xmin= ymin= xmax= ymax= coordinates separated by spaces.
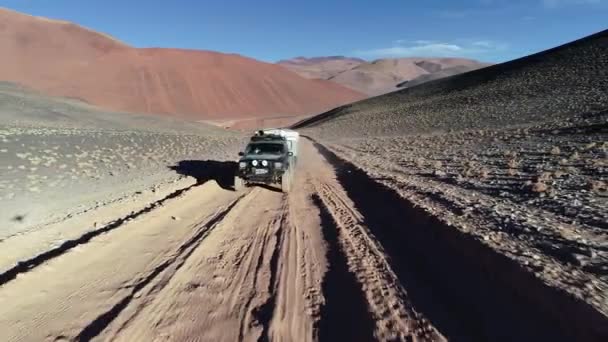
xmin=43 ymin=48 xmax=365 ymax=119
xmin=0 ymin=8 xmax=128 ymax=86
xmin=0 ymin=8 xmax=364 ymax=119
xmin=277 ymin=56 xmax=366 ymax=79
xmin=329 ymin=57 xmax=490 ymax=95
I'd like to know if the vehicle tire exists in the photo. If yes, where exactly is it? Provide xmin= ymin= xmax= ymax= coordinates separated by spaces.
xmin=280 ymin=173 xmax=291 ymax=193
xmin=234 ymin=176 xmax=243 ymax=191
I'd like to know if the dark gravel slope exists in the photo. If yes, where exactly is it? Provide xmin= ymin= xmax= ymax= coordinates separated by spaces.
xmin=295 ymin=30 xmax=608 ymax=330
xmin=294 ymin=30 xmax=608 ymax=137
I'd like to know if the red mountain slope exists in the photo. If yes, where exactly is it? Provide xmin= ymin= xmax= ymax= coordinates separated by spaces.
xmin=0 ymin=8 xmax=364 ymax=119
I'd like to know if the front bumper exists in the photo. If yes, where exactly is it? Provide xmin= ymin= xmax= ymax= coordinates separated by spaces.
xmin=238 ymin=167 xmax=284 ymax=183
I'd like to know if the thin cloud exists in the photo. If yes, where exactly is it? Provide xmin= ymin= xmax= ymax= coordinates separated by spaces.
xmin=471 ymin=41 xmax=495 ymax=48
xmin=355 ymin=40 xmax=508 ymax=58
xmin=435 ymin=5 xmax=511 ymax=18
xmin=542 ymin=0 xmax=602 ymax=7
xmin=438 ymin=0 xmax=605 ymax=18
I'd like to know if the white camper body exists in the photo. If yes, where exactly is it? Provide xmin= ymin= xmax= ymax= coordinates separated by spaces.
xmin=259 ymin=129 xmax=300 ymax=158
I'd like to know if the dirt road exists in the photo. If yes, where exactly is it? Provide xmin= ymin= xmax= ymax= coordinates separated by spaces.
xmin=0 ymin=140 xmax=605 ymax=342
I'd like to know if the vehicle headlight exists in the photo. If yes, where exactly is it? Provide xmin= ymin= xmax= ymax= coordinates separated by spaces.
xmin=261 ymin=160 xmax=268 ymax=166
xmin=274 ymin=162 xmax=283 ymax=169
xmin=239 ymin=161 xmax=247 ymax=168
xmin=252 ymin=160 xmax=258 ymax=166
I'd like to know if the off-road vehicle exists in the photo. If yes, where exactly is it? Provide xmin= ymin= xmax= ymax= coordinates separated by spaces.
xmin=235 ymin=134 xmax=294 ymax=192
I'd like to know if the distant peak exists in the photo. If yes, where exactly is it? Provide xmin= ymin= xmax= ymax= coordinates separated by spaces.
xmin=278 ymin=56 xmax=366 ymax=64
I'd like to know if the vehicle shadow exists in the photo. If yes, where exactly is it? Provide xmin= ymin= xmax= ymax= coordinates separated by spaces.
xmin=169 ymin=160 xmax=237 ymax=190
xmin=253 ymin=183 xmax=283 ymax=193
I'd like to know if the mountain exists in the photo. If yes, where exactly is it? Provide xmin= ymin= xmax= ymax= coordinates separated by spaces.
xmin=0 ymin=8 xmax=128 ymax=87
xmin=277 ymin=56 xmax=366 ymax=79
xmin=0 ymin=8 xmax=364 ymax=120
xmin=40 ymin=48 xmax=366 ymax=120
xmin=396 ymin=63 xmax=492 ymax=89
xmin=332 ymin=58 xmax=490 ymax=95
xmin=279 ymin=56 xmax=490 ymax=96
xmin=293 ymin=31 xmax=608 ymax=337
xmin=293 ymin=30 xmax=608 ymax=137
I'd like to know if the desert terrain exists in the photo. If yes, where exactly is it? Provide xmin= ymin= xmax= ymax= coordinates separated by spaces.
xmin=278 ymin=56 xmax=490 ymax=96
xmin=295 ymin=29 xmax=608 ymax=340
xmin=277 ymin=56 xmax=366 ymax=79
xmin=2 ymin=84 xmax=440 ymax=341
xmin=0 ymin=5 xmax=607 ymax=342
xmin=0 ymin=8 xmax=363 ymax=122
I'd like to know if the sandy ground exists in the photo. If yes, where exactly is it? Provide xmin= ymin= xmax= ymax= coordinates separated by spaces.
xmin=0 ymin=83 xmax=246 ymax=238
xmin=2 ymin=139 xmax=606 ymax=341
xmin=2 ymin=31 xmax=607 ymax=342
xmin=200 ymin=114 xmax=312 ymax=131
xmin=0 ymin=140 xmax=421 ymax=341
xmin=290 ymin=29 xmax=608 ymax=341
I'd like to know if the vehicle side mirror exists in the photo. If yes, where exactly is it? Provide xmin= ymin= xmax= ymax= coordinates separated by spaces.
xmin=238 ymin=152 xmax=244 ymax=156
xmin=288 ymin=152 xmax=293 ymax=156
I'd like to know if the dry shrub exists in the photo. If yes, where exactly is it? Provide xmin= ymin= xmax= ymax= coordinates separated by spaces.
xmin=531 ymin=181 xmax=548 ymax=193
xmin=588 ymin=180 xmax=607 ymax=195
xmin=537 ymin=172 xmax=553 ymax=182
xmin=566 ymin=166 xmax=578 ymax=174
xmin=569 ymin=152 xmax=580 ymax=161
xmin=455 ymin=173 xmax=465 ymax=182
xmin=584 ymin=142 xmax=597 ymax=150
xmin=592 ymin=158 xmax=608 ymax=167
xmin=507 ymin=159 xmax=520 ymax=169
xmin=479 ymin=168 xmax=490 ymax=179
xmin=554 ymin=169 xmax=566 ymax=178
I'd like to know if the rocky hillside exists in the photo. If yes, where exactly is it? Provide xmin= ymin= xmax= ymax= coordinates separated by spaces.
xmin=279 ymin=56 xmax=490 ymax=95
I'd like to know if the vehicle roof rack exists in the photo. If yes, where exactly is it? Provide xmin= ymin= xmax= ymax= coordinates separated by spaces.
xmin=250 ymin=134 xmax=286 ymax=142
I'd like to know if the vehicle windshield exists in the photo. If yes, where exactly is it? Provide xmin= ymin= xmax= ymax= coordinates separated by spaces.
xmin=245 ymin=143 xmax=284 ymax=155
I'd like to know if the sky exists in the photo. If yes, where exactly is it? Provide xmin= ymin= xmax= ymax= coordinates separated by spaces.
xmin=1 ymin=0 xmax=606 ymax=63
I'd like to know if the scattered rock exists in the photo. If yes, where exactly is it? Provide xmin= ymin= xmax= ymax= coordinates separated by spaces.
xmin=433 ymin=170 xmax=447 ymax=177
xmin=531 ymin=181 xmax=548 ymax=193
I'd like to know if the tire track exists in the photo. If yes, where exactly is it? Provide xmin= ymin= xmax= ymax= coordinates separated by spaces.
xmin=312 ymin=193 xmax=376 ymax=342
xmin=247 ymin=203 xmax=287 ymax=342
xmin=105 ymin=178 xmax=329 ymax=342
xmin=313 ymin=139 xmax=608 ymax=341
xmin=0 ymin=181 xmax=200 ymax=287
xmin=312 ymin=180 xmax=443 ymax=341
xmin=104 ymin=189 xmax=290 ymax=342
xmin=291 ymin=137 xmax=441 ymax=341
xmin=76 ymin=194 xmax=245 ymax=341
xmin=235 ymin=195 xmax=287 ymax=341
xmin=266 ymin=183 xmax=328 ymax=342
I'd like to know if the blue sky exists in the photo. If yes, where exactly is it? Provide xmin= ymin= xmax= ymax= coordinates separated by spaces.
xmin=1 ymin=0 xmax=606 ymax=63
